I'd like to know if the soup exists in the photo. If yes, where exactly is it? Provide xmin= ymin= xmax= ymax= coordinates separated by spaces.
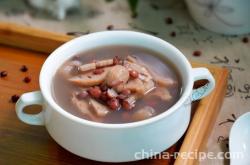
xmin=52 ymin=46 xmax=182 ymax=123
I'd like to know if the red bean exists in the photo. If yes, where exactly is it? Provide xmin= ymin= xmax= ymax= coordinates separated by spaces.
xmin=11 ymin=95 xmax=20 ymax=103
xmin=242 ymin=37 xmax=248 ymax=43
xmin=193 ymin=50 xmax=202 ymax=57
xmin=107 ymin=98 xmax=120 ymax=110
xmin=165 ymin=17 xmax=173 ymax=24
xmin=100 ymin=83 xmax=108 ymax=91
xmin=100 ymin=91 xmax=108 ymax=101
xmin=235 ymin=59 xmax=240 ymax=63
xmin=129 ymin=70 xmax=139 ymax=79
xmin=93 ymin=68 xmax=104 ymax=74
xmin=170 ymin=31 xmax=176 ymax=37
xmin=88 ymin=86 xmax=102 ymax=98
xmin=20 ymin=65 xmax=28 ymax=72
xmin=0 ymin=71 xmax=7 ymax=78
xmin=107 ymin=25 xmax=114 ymax=30
xmin=23 ymin=76 xmax=31 ymax=83
xmin=117 ymin=89 xmax=131 ymax=100
xmin=122 ymin=100 xmax=133 ymax=110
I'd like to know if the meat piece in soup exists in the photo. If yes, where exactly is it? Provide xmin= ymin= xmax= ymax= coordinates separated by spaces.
xmin=52 ymin=46 xmax=182 ymax=123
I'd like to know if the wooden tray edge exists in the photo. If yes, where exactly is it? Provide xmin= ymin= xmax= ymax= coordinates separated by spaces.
xmin=175 ymin=67 xmax=228 ymax=165
xmin=0 ymin=22 xmax=73 ymax=53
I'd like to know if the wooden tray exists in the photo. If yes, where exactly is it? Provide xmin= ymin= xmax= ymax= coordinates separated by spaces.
xmin=0 ymin=22 xmax=228 ymax=165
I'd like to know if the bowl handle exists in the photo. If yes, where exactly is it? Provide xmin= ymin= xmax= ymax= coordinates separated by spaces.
xmin=15 ymin=91 xmax=45 ymax=126
xmin=191 ymin=68 xmax=215 ymax=101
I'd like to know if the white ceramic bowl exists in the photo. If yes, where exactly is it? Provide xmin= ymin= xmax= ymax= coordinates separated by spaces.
xmin=230 ymin=112 xmax=250 ymax=165
xmin=15 ymin=31 xmax=215 ymax=162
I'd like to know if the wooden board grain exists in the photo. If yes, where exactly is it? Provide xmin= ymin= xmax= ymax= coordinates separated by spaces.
xmin=0 ymin=22 xmax=228 ymax=165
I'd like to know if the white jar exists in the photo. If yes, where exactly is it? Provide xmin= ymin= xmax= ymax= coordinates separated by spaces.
xmin=185 ymin=0 xmax=250 ymax=35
